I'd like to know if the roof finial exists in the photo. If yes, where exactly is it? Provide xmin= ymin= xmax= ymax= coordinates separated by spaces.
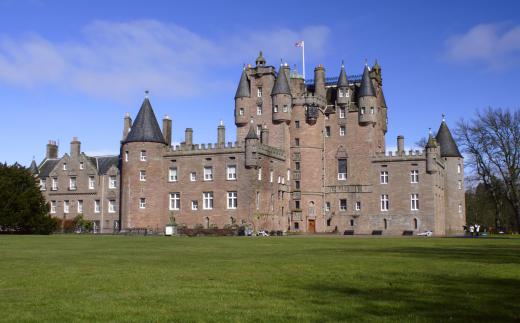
xmin=429 ymin=127 xmax=432 ymax=135
xmin=442 ymin=114 xmax=446 ymax=122
xmin=145 ymin=90 xmax=149 ymax=98
xmin=341 ymin=59 xmax=344 ymax=68
xmin=219 ymin=120 xmax=224 ymax=126
xmin=280 ymin=58 xmax=283 ymax=66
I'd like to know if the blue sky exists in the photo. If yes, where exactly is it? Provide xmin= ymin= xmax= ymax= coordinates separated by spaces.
xmin=0 ymin=0 xmax=519 ymax=166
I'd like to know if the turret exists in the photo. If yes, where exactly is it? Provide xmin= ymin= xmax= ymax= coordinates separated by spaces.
xmin=271 ymin=64 xmax=292 ymax=123
xmin=313 ymin=64 xmax=326 ymax=98
xmin=336 ymin=62 xmax=350 ymax=106
xmin=234 ymin=68 xmax=250 ymax=126
xmin=358 ymin=64 xmax=377 ymax=124
xmin=217 ymin=121 xmax=225 ymax=148
xmin=46 ymin=140 xmax=58 ymax=159
xmin=426 ymin=132 xmax=439 ymax=174
xmin=435 ymin=120 xmax=462 ymax=158
xmin=29 ymin=159 xmax=39 ymax=176
xmin=70 ymin=137 xmax=81 ymax=158
xmin=397 ymin=135 xmax=404 ymax=155
xmin=162 ymin=114 xmax=172 ymax=147
xmin=245 ymin=120 xmax=259 ymax=168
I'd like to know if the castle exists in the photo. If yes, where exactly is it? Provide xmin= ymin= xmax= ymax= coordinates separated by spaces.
xmin=31 ymin=52 xmax=466 ymax=235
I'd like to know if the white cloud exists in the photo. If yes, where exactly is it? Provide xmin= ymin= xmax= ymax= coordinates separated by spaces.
xmin=445 ymin=23 xmax=520 ymax=70
xmin=0 ymin=20 xmax=330 ymax=102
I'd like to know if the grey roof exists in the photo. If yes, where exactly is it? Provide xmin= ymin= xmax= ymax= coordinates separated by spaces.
xmin=358 ymin=65 xmax=376 ymax=97
xmin=436 ymin=121 xmax=462 ymax=157
xmin=235 ymin=69 xmax=250 ymax=99
xmin=96 ymin=156 xmax=119 ymax=175
xmin=245 ymin=123 xmax=258 ymax=140
xmin=271 ymin=66 xmax=291 ymax=96
xmin=337 ymin=65 xmax=349 ymax=87
xmin=38 ymin=159 xmax=59 ymax=178
xmin=256 ymin=51 xmax=266 ymax=66
xmin=29 ymin=160 xmax=38 ymax=175
xmin=426 ymin=134 xmax=438 ymax=148
xmin=124 ymin=98 xmax=166 ymax=144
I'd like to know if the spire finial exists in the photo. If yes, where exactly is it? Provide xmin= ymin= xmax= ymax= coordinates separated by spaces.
xmin=32 ymin=155 xmax=35 ymax=160
xmin=442 ymin=114 xmax=446 ymax=122
xmin=341 ymin=59 xmax=344 ymax=68
xmin=429 ymin=127 xmax=432 ymax=135
xmin=219 ymin=120 xmax=224 ymax=126
xmin=145 ymin=90 xmax=149 ymax=98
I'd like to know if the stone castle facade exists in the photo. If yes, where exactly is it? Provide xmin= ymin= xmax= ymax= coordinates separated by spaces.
xmin=32 ymin=52 xmax=466 ymax=235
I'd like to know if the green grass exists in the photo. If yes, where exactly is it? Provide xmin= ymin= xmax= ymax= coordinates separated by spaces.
xmin=0 ymin=235 xmax=519 ymax=322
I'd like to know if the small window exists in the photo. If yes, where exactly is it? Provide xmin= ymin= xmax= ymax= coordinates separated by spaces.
xmin=283 ymin=105 xmax=288 ymax=112
xmin=273 ymin=105 xmax=278 ymax=113
xmin=339 ymin=199 xmax=347 ymax=211
xmin=108 ymin=200 xmax=116 ymax=213
xmin=295 ymin=120 xmax=300 ymax=128
xmin=50 ymin=201 xmax=56 ymax=214
xmin=294 ymin=222 xmax=299 ymax=230
xmin=88 ymin=176 xmax=95 ymax=189
xmin=414 ymin=218 xmax=418 ymax=229
xmin=124 ymin=151 xmax=128 ymax=162
xmin=295 ymin=180 xmax=300 ymax=190
xmin=40 ymin=179 xmax=46 ymax=191
xmin=339 ymin=107 xmax=345 ymax=118
xmin=370 ymin=107 xmax=374 ymax=114
xmin=140 ymin=150 xmax=147 ymax=161
xmin=458 ymin=180 xmax=462 ymax=190
xmin=227 ymin=191 xmax=238 ymax=209
xmin=384 ymin=218 xmax=388 ymax=229
xmin=325 ymin=202 xmax=331 ymax=212
xmin=227 ymin=165 xmax=237 ymax=180
xmin=239 ymin=108 xmax=244 ymax=116
xmin=325 ymin=126 xmax=331 ymax=137
xmin=139 ymin=198 xmax=146 ymax=209
xmin=360 ymin=107 xmax=365 ymax=115
xmin=190 ymin=172 xmax=197 ymax=181
xmin=327 ymin=218 xmax=332 ymax=226
xmin=94 ymin=200 xmax=101 ymax=213
xmin=77 ymin=200 xmax=83 ymax=213
xmin=457 ymin=164 xmax=462 ymax=174
xmin=295 ymin=162 xmax=301 ymax=171
xmin=381 ymin=194 xmax=389 ymax=211
xmin=203 ymin=192 xmax=213 ymax=210
xmin=191 ymin=200 xmax=198 ymax=210
xmin=411 ymin=194 xmax=419 ymax=211
xmin=69 ymin=177 xmax=77 ymax=190
xmin=380 ymin=171 xmax=388 ymax=184
xmin=109 ymin=176 xmax=117 ymax=189
xmin=139 ymin=170 xmax=146 ymax=182
xmin=79 ymin=162 xmax=84 ymax=170
xmin=256 ymin=125 xmax=262 ymax=137
xmin=63 ymin=200 xmax=69 ymax=214
xmin=256 ymin=192 xmax=260 ymax=210
xmin=338 ymin=159 xmax=347 ymax=180
xmin=295 ymin=200 xmax=300 ymax=209
xmin=169 ymin=193 xmax=181 ymax=210
xmin=257 ymin=88 xmax=262 ymax=97
xmin=62 ymin=163 xmax=67 ymax=171
xmin=270 ymin=170 xmax=274 ymax=183
xmin=295 ymin=138 xmax=300 ymax=146
xmin=411 ymin=170 xmax=419 ymax=183
xmin=339 ymin=126 xmax=345 ymax=136
xmin=257 ymin=167 xmax=262 ymax=181
xmin=257 ymin=106 xmax=262 ymax=116
xmin=350 ymin=219 xmax=355 ymax=226
xmin=169 ymin=167 xmax=178 ymax=182
xmin=355 ymin=201 xmax=361 ymax=211
xmin=204 ymin=166 xmax=213 ymax=181
xmin=458 ymin=204 xmax=463 ymax=213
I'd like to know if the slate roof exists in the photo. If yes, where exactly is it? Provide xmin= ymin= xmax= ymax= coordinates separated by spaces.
xmin=38 ymin=159 xmax=59 ymax=178
xmin=436 ymin=121 xmax=462 ymax=157
xmin=124 ymin=98 xmax=166 ymax=144
xmin=337 ymin=65 xmax=349 ymax=87
xmin=29 ymin=160 xmax=39 ymax=175
xmin=245 ymin=122 xmax=258 ymax=140
xmin=358 ymin=65 xmax=376 ymax=97
xmin=271 ymin=66 xmax=291 ymax=96
xmin=235 ymin=69 xmax=250 ymax=99
xmin=95 ymin=156 xmax=119 ymax=175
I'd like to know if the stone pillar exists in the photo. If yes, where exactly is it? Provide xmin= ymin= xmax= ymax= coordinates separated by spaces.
xmin=163 ymin=115 xmax=172 ymax=146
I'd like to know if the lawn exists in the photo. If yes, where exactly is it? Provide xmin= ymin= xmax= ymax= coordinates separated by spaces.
xmin=0 ymin=235 xmax=519 ymax=322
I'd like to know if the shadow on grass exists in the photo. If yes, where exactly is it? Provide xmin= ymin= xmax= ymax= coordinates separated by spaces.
xmin=305 ymin=274 xmax=520 ymax=322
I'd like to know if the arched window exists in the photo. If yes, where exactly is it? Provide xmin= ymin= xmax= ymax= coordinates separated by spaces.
xmin=414 ymin=218 xmax=418 ymax=229
xmin=308 ymin=201 xmax=315 ymax=216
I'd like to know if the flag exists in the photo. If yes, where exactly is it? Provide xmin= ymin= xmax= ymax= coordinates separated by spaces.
xmin=295 ymin=40 xmax=304 ymax=48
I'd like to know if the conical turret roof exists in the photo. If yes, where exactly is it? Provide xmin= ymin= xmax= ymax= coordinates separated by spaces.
xmin=271 ymin=66 xmax=291 ymax=96
xmin=245 ymin=121 xmax=258 ymax=140
xmin=435 ymin=121 xmax=462 ymax=157
xmin=29 ymin=159 xmax=38 ymax=175
xmin=426 ymin=133 xmax=437 ymax=148
xmin=358 ymin=65 xmax=376 ymax=97
xmin=337 ymin=64 xmax=349 ymax=87
xmin=235 ymin=69 xmax=250 ymax=99
xmin=124 ymin=97 xmax=166 ymax=144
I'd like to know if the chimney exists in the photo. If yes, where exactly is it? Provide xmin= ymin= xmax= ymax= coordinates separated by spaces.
xmin=70 ymin=137 xmax=81 ymax=158
xmin=46 ymin=140 xmax=58 ymax=159
xmin=163 ymin=114 xmax=172 ymax=146
xmin=397 ymin=135 xmax=404 ymax=154
xmin=217 ymin=121 xmax=225 ymax=147
xmin=185 ymin=128 xmax=193 ymax=148
xmin=261 ymin=125 xmax=269 ymax=145
xmin=123 ymin=112 xmax=132 ymax=140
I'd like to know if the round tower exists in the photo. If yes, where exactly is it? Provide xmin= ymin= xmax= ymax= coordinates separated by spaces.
xmin=235 ymin=68 xmax=250 ymax=126
xmin=244 ymin=120 xmax=259 ymax=168
xmin=272 ymin=64 xmax=292 ymax=123
xmin=358 ymin=64 xmax=378 ymax=125
xmin=425 ymin=133 xmax=438 ymax=174
xmin=336 ymin=62 xmax=350 ymax=106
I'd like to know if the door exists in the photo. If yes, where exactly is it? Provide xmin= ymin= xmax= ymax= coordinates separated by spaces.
xmin=308 ymin=219 xmax=316 ymax=233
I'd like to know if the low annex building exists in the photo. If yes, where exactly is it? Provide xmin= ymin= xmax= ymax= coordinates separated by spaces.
xmin=32 ymin=52 xmax=466 ymax=235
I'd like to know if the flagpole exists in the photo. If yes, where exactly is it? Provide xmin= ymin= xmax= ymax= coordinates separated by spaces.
xmin=302 ymin=41 xmax=305 ymax=81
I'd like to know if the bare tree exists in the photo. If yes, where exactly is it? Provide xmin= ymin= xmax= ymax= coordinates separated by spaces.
xmin=456 ymin=107 xmax=520 ymax=231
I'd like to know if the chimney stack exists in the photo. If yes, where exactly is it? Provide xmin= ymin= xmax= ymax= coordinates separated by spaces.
xmin=163 ymin=114 xmax=172 ymax=147
xmin=397 ymin=135 xmax=404 ymax=155
xmin=217 ymin=121 xmax=225 ymax=147
xmin=46 ymin=140 xmax=58 ymax=159
xmin=313 ymin=64 xmax=326 ymax=98
xmin=70 ymin=137 xmax=81 ymax=158
xmin=185 ymin=128 xmax=193 ymax=149
xmin=123 ymin=112 xmax=132 ymax=140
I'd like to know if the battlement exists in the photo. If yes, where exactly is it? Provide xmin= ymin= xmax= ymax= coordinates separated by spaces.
xmin=373 ymin=149 xmax=425 ymax=162
xmin=165 ymin=141 xmax=243 ymax=156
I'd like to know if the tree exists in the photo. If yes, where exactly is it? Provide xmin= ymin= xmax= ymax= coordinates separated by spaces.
xmin=456 ymin=107 xmax=520 ymax=231
xmin=0 ymin=163 xmax=58 ymax=234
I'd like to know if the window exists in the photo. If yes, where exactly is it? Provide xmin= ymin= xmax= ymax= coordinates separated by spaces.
xmin=381 ymin=194 xmax=389 ymax=211
xmin=169 ymin=193 xmax=180 ymax=210
xmin=50 ymin=201 xmax=56 ymax=214
xmin=64 ymin=200 xmax=69 ymax=213
xmin=80 ymin=162 xmax=84 ymax=170
xmin=239 ymin=108 xmax=244 ymax=116
xmin=257 ymin=88 xmax=262 ymax=97
xmin=380 ymin=171 xmax=388 ymax=184
xmin=384 ymin=218 xmax=388 ymax=229
xmin=340 ymin=199 xmax=347 ymax=211
xmin=339 ymin=126 xmax=345 ymax=136
xmin=325 ymin=126 xmax=331 ymax=137
xmin=69 ymin=177 xmax=77 ymax=190
xmin=257 ymin=106 xmax=262 ymax=116
xmin=411 ymin=194 xmax=419 ymax=210
xmin=294 ymin=222 xmax=299 ymax=230
xmin=295 ymin=181 xmax=301 ymax=190
xmin=295 ymin=200 xmax=300 ymax=209
xmin=40 ymin=179 xmax=46 ymax=191
xmin=88 ymin=176 xmax=95 ymax=189
xmin=325 ymin=114 xmax=329 ymax=120
xmin=458 ymin=180 xmax=462 ymax=190
xmin=410 ymin=170 xmax=419 ymax=183
xmin=256 ymin=125 xmax=262 ymax=137
xmin=360 ymin=107 xmax=365 ymax=115
xmin=139 ymin=170 xmax=146 ymax=182
xmin=169 ymin=167 xmax=178 ymax=182
xmin=204 ymin=166 xmax=213 ymax=181
xmin=63 ymin=163 xmax=67 ymax=171
xmin=295 ymin=138 xmax=300 ymax=146
xmin=287 ymin=170 xmax=291 ymax=181
xmin=295 ymin=121 xmax=300 ymax=129
xmin=283 ymin=105 xmax=288 ymax=112
xmin=190 ymin=172 xmax=197 ymax=181
xmin=94 ymin=200 xmax=100 ymax=213
xmin=325 ymin=202 xmax=331 ymax=212
xmin=350 ymin=219 xmax=355 ymax=226
xmin=457 ymin=164 xmax=461 ymax=174
xmin=227 ymin=191 xmax=238 ymax=209
xmin=370 ymin=107 xmax=374 ymax=114
xmin=338 ymin=159 xmax=347 ymax=180
xmin=278 ymin=176 xmax=282 ymax=184
xmin=257 ymin=167 xmax=262 ymax=181
xmin=125 ymin=151 xmax=129 ymax=162
xmin=140 ymin=150 xmax=147 ymax=161
xmin=458 ymin=204 xmax=462 ymax=213
xmin=295 ymin=161 xmax=300 ymax=171
xmin=77 ymin=200 xmax=83 ymax=214
xmin=270 ymin=170 xmax=274 ymax=183
xmin=355 ymin=201 xmax=361 ymax=211
xmin=108 ymin=200 xmax=116 ymax=213
xmin=139 ymin=198 xmax=146 ymax=209
xmin=227 ymin=165 xmax=237 ymax=180
xmin=256 ymin=192 xmax=260 ymax=210
xmin=273 ymin=105 xmax=278 ymax=113
xmin=109 ymin=176 xmax=117 ymax=189
xmin=191 ymin=200 xmax=198 ymax=210
xmin=203 ymin=192 xmax=213 ymax=210
xmin=339 ymin=107 xmax=345 ymax=118
xmin=414 ymin=218 xmax=418 ymax=229
xmin=52 ymin=177 xmax=58 ymax=190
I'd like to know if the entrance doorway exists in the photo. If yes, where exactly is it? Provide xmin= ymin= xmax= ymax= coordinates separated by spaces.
xmin=308 ymin=219 xmax=316 ymax=233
